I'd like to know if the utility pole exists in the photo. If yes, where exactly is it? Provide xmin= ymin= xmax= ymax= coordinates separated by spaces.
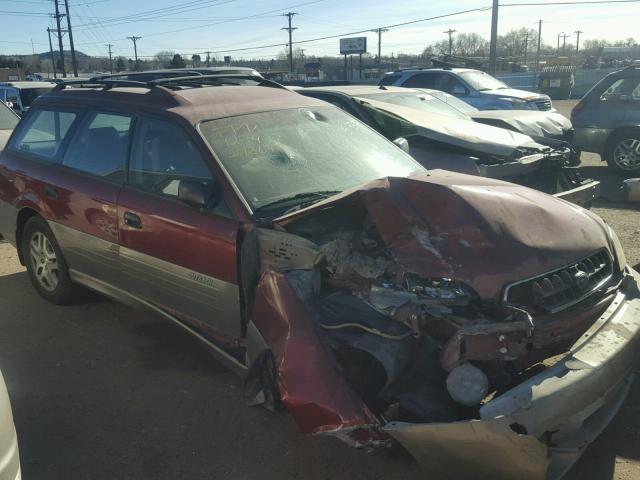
xmin=560 ymin=33 xmax=570 ymax=55
xmin=281 ymin=12 xmax=297 ymax=74
xmin=522 ymin=31 xmax=529 ymax=66
xmin=106 ymin=44 xmax=113 ymax=73
xmin=127 ymin=36 xmax=141 ymax=71
xmin=534 ymin=19 xmax=542 ymax=90
xmin=371 ymin=28 xmax=388 ymax=67
xmin=53 ymin=0 xmax=67 ymax=77
xmin=444 ymin=29 xmax=457 ymax=56
xmin=575 ymin=30 xmax=583 ymax=54
xmin=488 ymin=0 xmax=499 ymax=74
xmin=205 ymin=51 xmax=211 ymax=67
xmin=47 ymin=28 xmax=58 ymax=79
xmin=63 ymin=0 xmax=78 ymax=77
xmin=300 ymin=48 xmax=305 ymax=65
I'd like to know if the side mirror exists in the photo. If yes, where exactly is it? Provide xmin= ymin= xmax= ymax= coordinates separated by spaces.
xmin=452 ymin=86 xmax=468 ymax=96
xmin=178 ymin=179 xmax=218 ymax=209
xmin=5 ymin=102 xmax=14 ymax=110
xmin=393 ymin=137 xmax=410 ymax=153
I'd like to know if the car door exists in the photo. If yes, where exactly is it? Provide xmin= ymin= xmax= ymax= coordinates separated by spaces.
xmin=49 ymin=110 xmax=132 ymax=285
xmin=117 ymin=115 xmax=243 ymax=339
xmin=3 ymin=108 xmax=128 ymax=284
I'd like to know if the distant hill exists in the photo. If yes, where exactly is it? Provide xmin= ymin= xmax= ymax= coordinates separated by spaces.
xmin=37 ymin=50 xmax=91 ymax=60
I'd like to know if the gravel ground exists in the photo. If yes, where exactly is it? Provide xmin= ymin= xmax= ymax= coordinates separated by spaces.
xmin=0 ymin=100 xmax=638 ymax=480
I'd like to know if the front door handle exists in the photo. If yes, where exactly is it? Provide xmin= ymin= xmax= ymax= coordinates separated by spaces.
xmin=44 ymin=185 xmax=59 ymax=199
xmin=123 ymin=212 xmax=143 ymax=229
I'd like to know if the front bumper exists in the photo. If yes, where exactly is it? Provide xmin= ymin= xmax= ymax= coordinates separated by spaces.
xmin=573 ymin=127 xmax=612 ymax=155
xmin=385 ymin=267 xmax=640 ymax=480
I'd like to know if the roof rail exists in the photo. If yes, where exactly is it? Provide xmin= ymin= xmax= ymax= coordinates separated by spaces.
xmin=52 ymin=79 xmax=149 ymax=91
xmin=149 ymin=74 xmax=287 ymax=90
xmin=90 ymin=70 xmax=206 ymax=81
xmin=53 ymin=74 xmax=287 ymax=93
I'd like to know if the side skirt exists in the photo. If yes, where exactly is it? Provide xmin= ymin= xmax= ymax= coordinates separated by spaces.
xmin=69 ymin=269 xmax=249 ymax=376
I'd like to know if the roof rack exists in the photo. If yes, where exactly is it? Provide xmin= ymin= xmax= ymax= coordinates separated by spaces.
xmin=52 ymin=74 xmax=287 ymax=94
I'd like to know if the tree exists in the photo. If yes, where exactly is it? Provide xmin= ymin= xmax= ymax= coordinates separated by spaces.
xmin=169 ymin=54 xmax=186 ymax=69
xmin=497 ymin=28 xmax=538 ymax=59
xmin=115 ymin=57 xmax=126 ymax=72
xmin=191 ymin=54 xmax=201 ymax=67
xmin=154 ymin=51 xmax=175 ymax=68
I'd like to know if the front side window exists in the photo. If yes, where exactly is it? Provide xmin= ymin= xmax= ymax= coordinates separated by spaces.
xmin=380 ymin=74 xmax=401 ymax=86
xmin=62 ymin=112 xmax=132 ymax=181
xmin=9 ymin=109 xmax=77 ymax=160
xmin=129 ymin=116 xmax=213 ymax=198
xmin=403 ymin=73 xmax=443 ymax=89
xmin=458 ymin=71 xmax=508 ymax=91
xmin=199 ymin=106 xmax=422 ymax=214
xmin=600 ymin=77 xmax=640 ymax=101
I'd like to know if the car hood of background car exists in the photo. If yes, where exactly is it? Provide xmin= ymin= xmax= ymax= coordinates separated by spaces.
xmin=481 ymin=87 xmax=548 ymax=102
xmin=355 ymin=97 xmax=547 ymax=159
xmin=275 ymin=170 xmax=610 ymax=301
xmin=470 ymin=110 xmax=571 ymax=138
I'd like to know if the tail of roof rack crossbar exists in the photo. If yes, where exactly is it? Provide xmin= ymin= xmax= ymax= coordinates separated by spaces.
xmin=53 ymin=74 xmax=286 ymax=94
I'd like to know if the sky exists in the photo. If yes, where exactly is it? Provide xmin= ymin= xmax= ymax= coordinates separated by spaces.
xmin=0 ymin=0 xmax=638 ymax=60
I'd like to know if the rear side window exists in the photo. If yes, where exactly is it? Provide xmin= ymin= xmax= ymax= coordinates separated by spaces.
xmin=129 ymin=116 xmax=212 ymax=197
xmin=600 ymin=77 xmax=640 ymax=101
xmin=380 ymin=74 xmax=401 ymax=86
xmin=9 ymin=109 xmax=76 ymax=160
xmin=403 ymin=73 xmax=443 ymax=89
xmin=62 ymin=112 xmax=132 ymax=181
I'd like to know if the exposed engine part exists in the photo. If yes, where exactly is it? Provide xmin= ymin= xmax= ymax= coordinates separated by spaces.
xmin=319 ymin=292 xmax=414 ymax=394
xmin=446 ymin=363 xmax=490 ymax=406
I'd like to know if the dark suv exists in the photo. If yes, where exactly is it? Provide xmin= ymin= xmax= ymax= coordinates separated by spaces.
xmin=571 ymin=65 xmax=640 ymax=174
xmin=0 ymin=76 xmax=639 ymax=479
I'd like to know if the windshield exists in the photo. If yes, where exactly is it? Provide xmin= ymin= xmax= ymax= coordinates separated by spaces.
xmin=426 ymin=90 xmax=479 ymax=114
xmin=0 ymin=103 xmax=18 ymax=130
xmin=458 ymin=71 xmax=508 ymax=91
xmin=357 ymin=91 xmax=469 ymax=119
xmin=199 ymin=106 xmax=422 ymax=213
xmin=20 ymin=88 xmax=54 ymax=107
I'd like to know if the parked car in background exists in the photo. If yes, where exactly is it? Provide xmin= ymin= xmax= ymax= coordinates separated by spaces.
xmin=425 ymin=89 xmax=574 ymax=142
xmin=1 ymin=76 xmax=637 ymax=479
xmin=0 ymin=102 xmax=19 ymax=150
xmin=0 ymin=82 xmax=56 ymax=117
xmin=298 ymin=85 xmax=598 ymax=207
xmin=0 ymin=370 xmax=20 ymax=480
xmin=571 ymin=65 xmax=640 ymax=175
xmin=380 ymin=68 xmax=553 ymax=111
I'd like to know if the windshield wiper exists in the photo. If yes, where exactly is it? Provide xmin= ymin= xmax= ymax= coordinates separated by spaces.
xmin=253 ymin=190 xmax=341 ymax=216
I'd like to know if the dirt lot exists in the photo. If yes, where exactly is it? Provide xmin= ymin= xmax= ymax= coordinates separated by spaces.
xmin=0 ymin=100 xmax=639 ymax=480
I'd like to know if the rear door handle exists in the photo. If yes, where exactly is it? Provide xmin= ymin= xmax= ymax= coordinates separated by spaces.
xmin=44 ymin=185 xmax=59 ymax=199
xmin=123 ymin=212 xmax=143 ymax=229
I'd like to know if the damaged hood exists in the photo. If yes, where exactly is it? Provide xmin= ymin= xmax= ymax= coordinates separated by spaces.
xmin=276 ymin=170 xmax=610 ymax=301
xmin=470 ymin=110 xmax=572 ymax=138
xmin=356 ymin=97 xmax=547 ymax=159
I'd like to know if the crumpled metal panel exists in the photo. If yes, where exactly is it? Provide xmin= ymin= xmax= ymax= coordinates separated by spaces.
xmin=276 ymin=171 xmax=610 ymax=302
xmin=383 ymin=420 xmax=548 ymax=480
xmin=470 ymin=110 xmax=571 ymax=138
xmin=251 ymin=270 xmax=381 ymax=439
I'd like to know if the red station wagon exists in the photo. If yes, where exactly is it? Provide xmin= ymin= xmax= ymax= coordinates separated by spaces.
xmin=0 ymin=76 xmax=639 ymax=479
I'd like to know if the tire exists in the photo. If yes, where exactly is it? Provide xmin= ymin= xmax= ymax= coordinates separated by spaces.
xmin=605 ymin=131 xmax=640 ymax=176
xmin=22 ymin=216 xmax=77 ymax=304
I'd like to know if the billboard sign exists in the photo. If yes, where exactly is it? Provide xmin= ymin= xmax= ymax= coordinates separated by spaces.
xmin=340 ymin=37 xmax=367 ymax=55
xmin=224 ymin=55 xmax=231 ymax=65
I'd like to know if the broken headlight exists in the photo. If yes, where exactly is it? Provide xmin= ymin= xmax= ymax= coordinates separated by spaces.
xmin=607 ymin=225 xmax=627 ymax=272
xmin=403 ymin=274 xmax=474 ymax=304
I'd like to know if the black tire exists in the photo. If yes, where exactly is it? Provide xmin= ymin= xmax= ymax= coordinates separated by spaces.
xmin=605 ymin=130 xmax=640 ymax=176
xmin=22 ymin=216 xmax=77 ymax=304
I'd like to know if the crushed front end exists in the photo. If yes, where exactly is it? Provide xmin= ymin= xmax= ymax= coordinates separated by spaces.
xmin=242 ymin=171 xmax=636 ymax=479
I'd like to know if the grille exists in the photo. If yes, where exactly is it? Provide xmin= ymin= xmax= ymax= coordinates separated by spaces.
xmin=504 ymin=250 xmax=613 ymax=314
xmin=534 ymin=99 xmax=552 ymax=111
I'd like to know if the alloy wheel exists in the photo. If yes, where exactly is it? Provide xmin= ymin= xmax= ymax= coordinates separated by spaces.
xmin=29 ymin=232 xmax=59 ymax=292
xmin=613 ymin=138 xmax=640 ymax=170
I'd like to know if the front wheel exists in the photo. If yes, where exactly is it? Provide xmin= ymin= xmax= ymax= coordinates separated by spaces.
xmin=605 ymin=133 xmax=640 ymax=175
xmin=22 ymin=216 xmax=78 ymax=304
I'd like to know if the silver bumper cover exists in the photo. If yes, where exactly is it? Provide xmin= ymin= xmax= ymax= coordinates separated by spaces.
xmin=385 ymin=267 xmax=640 ymax=480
